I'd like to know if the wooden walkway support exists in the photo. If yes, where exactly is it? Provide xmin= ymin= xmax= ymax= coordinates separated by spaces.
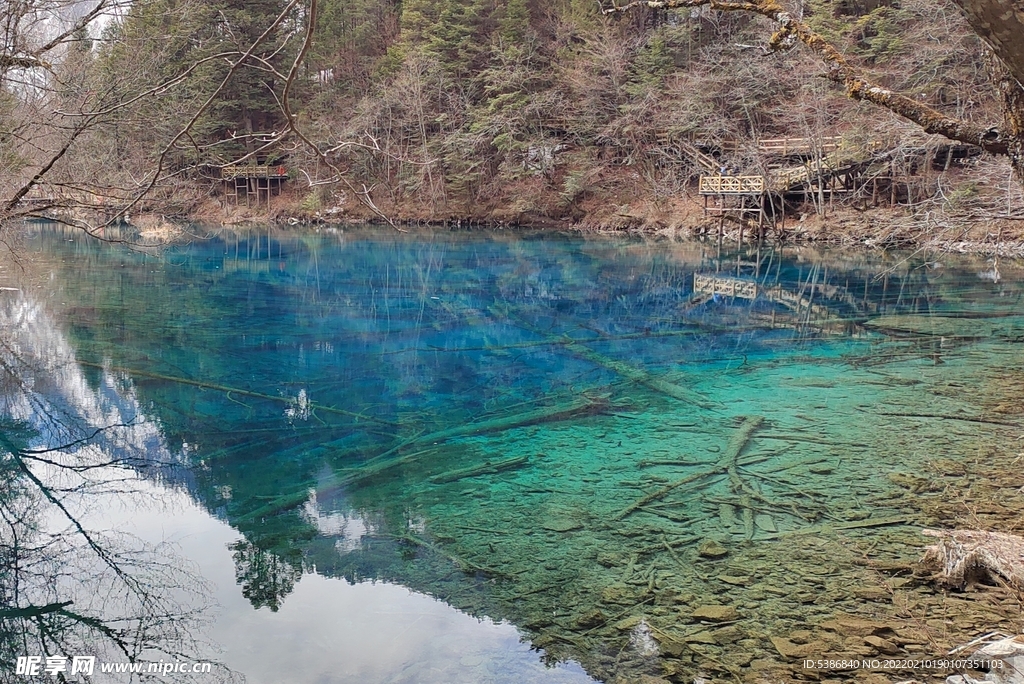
xmin=698 ymin=175 xmax=770 ymax=245
xmin=756 ymin=136 xmax=843 ymax=156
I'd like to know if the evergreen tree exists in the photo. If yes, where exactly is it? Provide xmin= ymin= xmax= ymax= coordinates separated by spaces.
xmin=207 ymin=0 xmax=298 ymax=156
xmin=100 ymin=0 xmax=299 ymax=164
xmin=400 ymin=0 xmax=493 ymax=77
xmin=497 ymin=0 xmax=530 ymax=45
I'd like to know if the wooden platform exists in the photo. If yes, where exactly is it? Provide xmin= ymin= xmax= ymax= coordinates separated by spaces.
xmin=698 ymin=176 xmax=771 ymax=243
xmin=221 ymin=164 xmax=289 ymax=180
xmin=220 ymin=164 xmax=288 ymax=207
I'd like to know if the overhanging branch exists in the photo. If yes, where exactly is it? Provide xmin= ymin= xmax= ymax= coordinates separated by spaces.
xmin=602 ymin=0 xmax=1010 ymax=155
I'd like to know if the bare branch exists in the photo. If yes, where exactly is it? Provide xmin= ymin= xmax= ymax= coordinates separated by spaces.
xmin=602 ymin=0 xmax=1010 ymax=155
xmin=106 ymin=0 xmax=307 ymax=226
xmin=278 ymin=0 xmax=403 ymax=229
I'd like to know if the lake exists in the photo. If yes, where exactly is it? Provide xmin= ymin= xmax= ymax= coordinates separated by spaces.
xmin=2 ymin=224 xmax=1022 ymax=683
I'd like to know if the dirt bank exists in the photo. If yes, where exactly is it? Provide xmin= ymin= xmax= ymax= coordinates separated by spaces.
xmin=170 ymin=165 xmax=1024 ymax=256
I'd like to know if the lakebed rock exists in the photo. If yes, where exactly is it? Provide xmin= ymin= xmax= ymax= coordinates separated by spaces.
xmin=698 ymin=539 xmax=729 ymax=559
xmin=691 ymin=605 xmax=739 ymax=622
xmin=542 ymin=517 xmax=582 ymax=532
xmin=684 ymin=630 xmax=718 ymax=645
xmin=788 ymin=629 xmax=813 ymax=644
xmin=771 ymin=636 xmax=810 ymax=659
xmin=576 ymin=609 xmax=606 ymax=628
xmin=718 ymin=574 xmax=751 ymax=586
xmin=819 ymin=615 xmax=894 ymax=637
xmin=864 ymin=635 xmax=900 ymax=655
xmin=754 ymin=514 xmax=777 ymax=532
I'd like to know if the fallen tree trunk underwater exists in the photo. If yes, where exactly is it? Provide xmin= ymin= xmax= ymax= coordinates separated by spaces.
xmin=505 ymin=313 xmax=715 ymax=409
xmin=616 ymin=415 xmax=764 ymax=520
xmin=428 ymin=455 xmax=530 ymax=484
xmin=331 ymin=393 xmax=610 ymax=489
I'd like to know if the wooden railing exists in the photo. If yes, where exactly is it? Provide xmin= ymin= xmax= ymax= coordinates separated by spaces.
xmin=757 ymin=136 xmax=844 ymax=155
xmin=221 ymin=164 xmax=289 ymax=180
xmin=699 ymin=175 xmax=766 ymax=194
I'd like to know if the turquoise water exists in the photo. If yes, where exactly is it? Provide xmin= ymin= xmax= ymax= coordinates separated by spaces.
xmin=2 ymin=224 xmax=1023 ymax=683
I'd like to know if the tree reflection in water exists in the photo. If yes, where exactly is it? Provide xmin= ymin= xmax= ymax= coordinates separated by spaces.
xmin=0 ymin=293 xmax=237 ymax=682
xmin=230 ymin=541 xmax=302 ymax=612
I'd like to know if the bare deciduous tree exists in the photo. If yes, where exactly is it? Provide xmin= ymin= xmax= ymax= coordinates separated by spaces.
xmin=1 ymin=0 xmax=394 ymax=240
xmin=602 ymin=0 xmax=1024 ymax=180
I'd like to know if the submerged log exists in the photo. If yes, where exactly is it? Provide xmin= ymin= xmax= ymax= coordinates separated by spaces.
xmin=507 ymin=314 xmax=713 ymax=408
xmin=559 ymin=338 xmax=714 ymax=409
xmin=863 ymin=314 xmax=998 ymax=338
xmin=428 ymin=455 xmax=530 ymax=484
xmin=921 ymin=528 xmax=1024 ymax=589
xmin=236 ymin=485 xmax=315 ymax=522
xmin=336 ymin=395 xmax=605 ymax=488
xmin=616 ymin=416 xmax=764 ymax=520
xmin=78 ymin=361 xmax=397 ymax=426
xmin=411 ymin=396 xmax=604 ymax=445
xmin=760 ymin=516 xmax=908 ymax=539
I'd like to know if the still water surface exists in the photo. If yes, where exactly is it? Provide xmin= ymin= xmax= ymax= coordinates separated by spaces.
xmin=2 ymin=225 xmax=1023 ymax=683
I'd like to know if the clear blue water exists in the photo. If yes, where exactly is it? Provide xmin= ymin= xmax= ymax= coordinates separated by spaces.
xmin=2 ymin=224 xmax=1023 ymax=683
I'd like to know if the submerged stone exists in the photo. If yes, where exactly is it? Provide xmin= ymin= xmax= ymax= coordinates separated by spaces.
xmin=636 ymin=676 xmax=671 ymax=684
xmin=656 ymin=637 xmax=687 ymax=657
xmin=718 ymin=574 xmax=751 ymax=586
xmin=788 ymin=630 xmax=813 ymax=644
xmin=691 ymin=605 xmax=739 ymax=622
xmin=614 ymin=615 xmax=642 ymax=631
xmin=820 ymin=616 xmax=894 ymax=637
xmin=684 ymin=630 xmax=717 ymax=644
xmin=576 ymin=609 xmax=606 ymax=628
xmin=712 ymin=625 xmax=745 ymax=644
xmin=596 ymin=551 xmax=625 ymax=567
xmin=601 ymin=584 xmax=635 ymax=604
xmin=770 ymin=636 xmax=808 ymax=659
xmin=698 ymin=539 xmax=728 ymax=559
xmin=864 ymin=635 xmax=900 ymax=655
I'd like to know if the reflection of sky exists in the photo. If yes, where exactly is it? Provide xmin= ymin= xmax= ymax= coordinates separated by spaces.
xmin=0 ymin=291 xmax=169 ymax=468
xmin=120 ymin=482 xmax=595 ymax=684
xmin=302 ymin=492 xmax=373 ymax=553
xmin=0 ymin=287 xmax=595 ymax=684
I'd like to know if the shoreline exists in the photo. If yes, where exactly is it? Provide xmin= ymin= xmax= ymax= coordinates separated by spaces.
xmin=130 ymin=182 xmax=1024 ymax=257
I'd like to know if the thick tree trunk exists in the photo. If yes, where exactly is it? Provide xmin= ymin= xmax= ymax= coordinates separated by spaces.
xmin=992 ymin=58 xmax=1024 ymax=179
xmin=950 ymin=0 xmax=1024 ymax=84
xmin=951 ymin=0 xmax=1024 ymax=178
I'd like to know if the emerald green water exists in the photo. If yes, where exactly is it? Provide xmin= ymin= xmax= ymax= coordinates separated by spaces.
xmin=3 ymin=224 xmax=1024 ymax=683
